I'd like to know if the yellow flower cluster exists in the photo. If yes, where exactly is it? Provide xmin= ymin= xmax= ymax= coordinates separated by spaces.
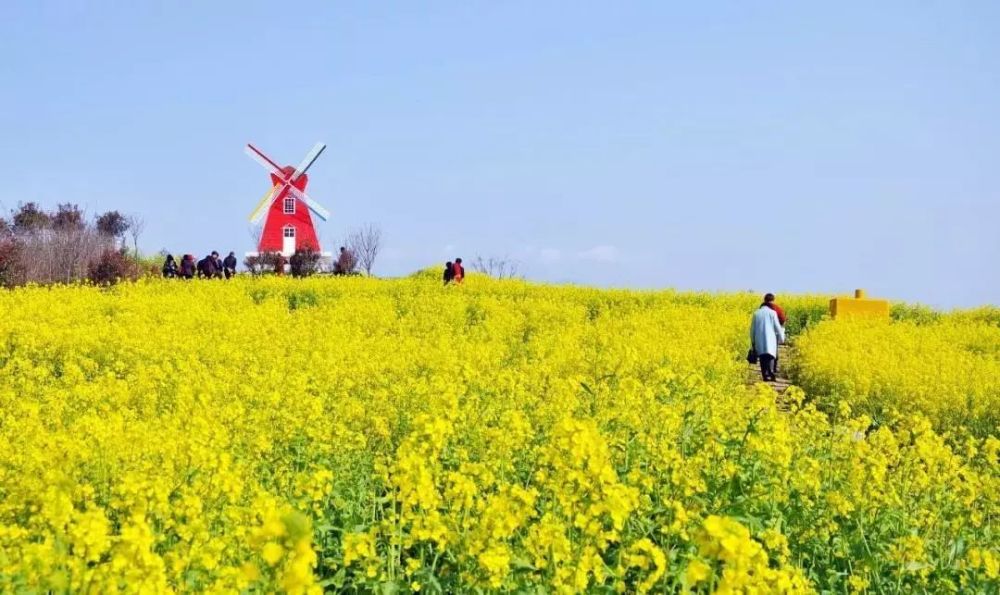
xmin=793 ymin=313 xmax=1000 ymax=435
xmin=0 ymin=276 xmax=995 ymax=592
xmin=688 ymin=515 xmax=810 ymax=593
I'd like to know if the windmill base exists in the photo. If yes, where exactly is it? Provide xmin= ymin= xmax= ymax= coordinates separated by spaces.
xmin=244 ymin=252 xmax=334 ymax=273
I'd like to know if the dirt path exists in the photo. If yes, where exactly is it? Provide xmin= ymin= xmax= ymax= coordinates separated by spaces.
xmin=745 ymin=343 xmax=795 ymax=404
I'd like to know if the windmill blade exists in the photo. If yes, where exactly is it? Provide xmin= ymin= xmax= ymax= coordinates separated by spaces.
xmin=285 ymin=186 xmax=331 ymax=221
xmin=303 ymin=196 xmax=330 ymax=221
xmin=245 ymin=144 xmax=286 ymax=178
xmin=249 ymin=183 xmax=282 ymax=223
xmin=249 ymin=183 xmax=281 ymax=223
xmin=291 ymin=142 xmax=326 ymax=181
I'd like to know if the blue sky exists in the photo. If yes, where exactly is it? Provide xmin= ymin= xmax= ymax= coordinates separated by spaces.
xmin=1 ymin=1 xmax=997 ymax=307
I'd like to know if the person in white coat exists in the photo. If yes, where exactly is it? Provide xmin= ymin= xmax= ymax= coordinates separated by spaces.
xmin=750 ymin=293 xmax=786 ymax=381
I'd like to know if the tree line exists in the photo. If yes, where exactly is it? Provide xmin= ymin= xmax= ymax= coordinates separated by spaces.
xmin=0 ymin=203 xmax=146 ymax=287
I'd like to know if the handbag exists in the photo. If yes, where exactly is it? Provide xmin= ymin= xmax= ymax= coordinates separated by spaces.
xmin=746 ymin=348 xmax=758 ymax=364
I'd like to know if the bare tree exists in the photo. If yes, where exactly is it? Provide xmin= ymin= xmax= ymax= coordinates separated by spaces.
xmin=17 ymin=223 xmax=111 ymax=284
xmin=471 ymin=255 xmax=521 ymax=280
xmin=347 ymin=223 xmax=382 ymax=276
xmin=248 ymin=225 xmax=262 ymax=251
xmin=125 ymin=214 xmax=145 ymax=258
xmin=244 ymin=252 xmax=283 ymax=277
xmin=1 ymin=202 xmax=142 ymax=286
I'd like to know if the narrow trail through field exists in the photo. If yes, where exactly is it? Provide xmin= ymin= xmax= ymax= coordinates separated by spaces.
xmin=745 ymin=343 xmax=796 ymax=409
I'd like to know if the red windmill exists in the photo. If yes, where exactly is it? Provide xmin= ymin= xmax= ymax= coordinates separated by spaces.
xmin=245 ymin=142 xmax=331 ymax=256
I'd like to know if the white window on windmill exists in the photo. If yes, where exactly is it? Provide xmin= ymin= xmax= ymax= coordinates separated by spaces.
xmin=283 ymin=225 xmax=296 ymax=238
xmin=283 ymin=197 xmax=296 ymax=214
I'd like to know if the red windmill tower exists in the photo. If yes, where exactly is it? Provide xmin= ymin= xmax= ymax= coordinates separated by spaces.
xmin=245 ymin=142 xmax=331 ymax=256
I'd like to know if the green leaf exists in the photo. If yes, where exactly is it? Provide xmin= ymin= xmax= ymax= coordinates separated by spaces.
xmin=511 ymin=556 xmax=536 ymax=571
xmin=319 ymin=568 xmax=346 ymax=588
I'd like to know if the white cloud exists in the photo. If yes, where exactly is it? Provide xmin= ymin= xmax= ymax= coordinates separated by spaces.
xmin=577 ymin=245 xmax=620 ymax=263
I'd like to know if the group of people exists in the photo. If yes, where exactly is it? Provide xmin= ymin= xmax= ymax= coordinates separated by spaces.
xmin=162 ymin=252 xmax=786 ymax=384
xmin=162 ymin=251 xmax=238 ymax=279
xmin=749 ymin=293 xmax=787 ymax=381
xmin=442 ymin=258 xmax=464 ymax=284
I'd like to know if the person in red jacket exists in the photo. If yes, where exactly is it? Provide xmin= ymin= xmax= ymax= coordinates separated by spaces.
xmin=765 ymin=295 xmax=787 ymax=326
xmin=453 ymin=257 xmax=464 ymax=283
xmin=179 ymin=254 xmax=195 ymax=279
xmin=762 ymin=293 xmax=786 ymax=374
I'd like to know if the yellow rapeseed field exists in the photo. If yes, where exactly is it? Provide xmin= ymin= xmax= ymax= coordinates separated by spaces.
xmin=794 ymin=310 xmax=1000 ymax=437
xmin=0 ymin=276 xmax=996 ymax=593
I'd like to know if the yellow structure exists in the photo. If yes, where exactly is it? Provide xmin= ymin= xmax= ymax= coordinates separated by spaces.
xmin=830 ymin=289 xmax=890 ymax=319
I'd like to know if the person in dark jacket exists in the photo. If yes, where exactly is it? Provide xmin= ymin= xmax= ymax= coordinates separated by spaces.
xmin=162 ymin=254 xmax=178 ymax=278
xmin=443 ymin=261 xmax=455 ymax=284
xmin=211 ymin=251 xmax=224 ymax=279
xmin=179 ymin=254 xmax=195 ymax=279
xmin=197 ymin=254 xmax=218 ymax=278
xmin=223 ymin=251 xmax=238 ymax=279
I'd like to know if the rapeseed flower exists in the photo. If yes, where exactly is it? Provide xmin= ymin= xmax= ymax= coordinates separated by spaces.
xmin=0 ymin=277 xmax=994 ymax=592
